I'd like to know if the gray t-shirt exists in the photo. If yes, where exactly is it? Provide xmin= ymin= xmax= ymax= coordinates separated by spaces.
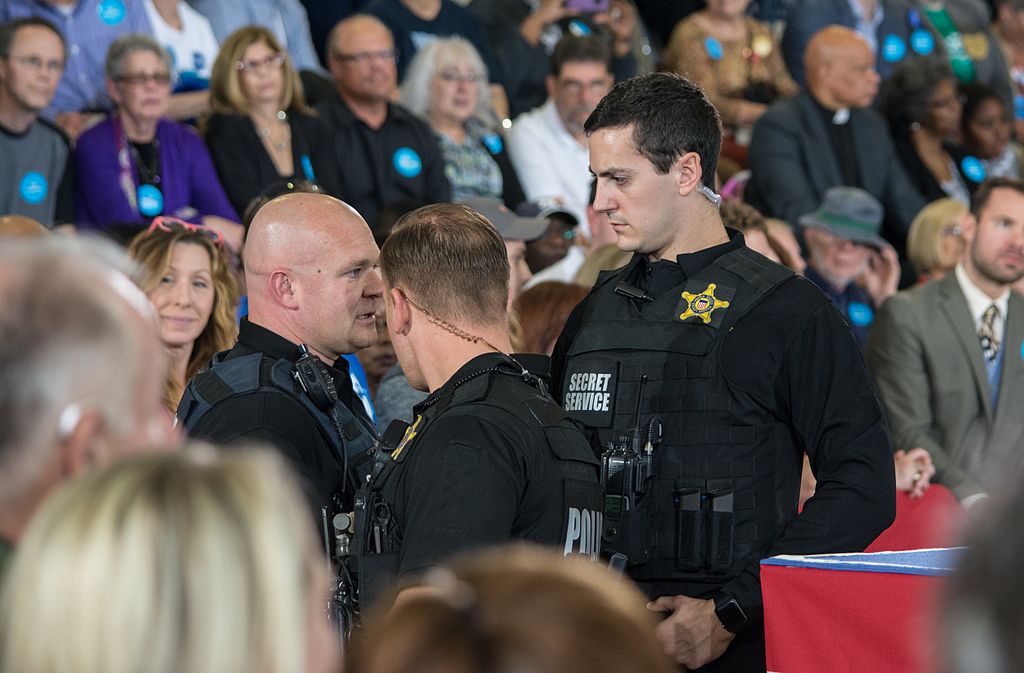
xmin=0 ymin=118 xmax=71 ymax=226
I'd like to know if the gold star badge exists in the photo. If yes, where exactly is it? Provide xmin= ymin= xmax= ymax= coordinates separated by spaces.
xmin=679 ymin=283 xmax=731 ymax=323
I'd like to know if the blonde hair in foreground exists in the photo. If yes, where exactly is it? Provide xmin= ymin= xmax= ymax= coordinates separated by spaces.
xmin=0 ymin=445 xmax=322 ymax=673
xmin=349 ymin=544 xmax=676 ymax=673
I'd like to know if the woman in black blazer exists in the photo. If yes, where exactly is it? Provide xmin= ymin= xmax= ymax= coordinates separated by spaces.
xmin=204 ymin=26 xmax=342 ymax=215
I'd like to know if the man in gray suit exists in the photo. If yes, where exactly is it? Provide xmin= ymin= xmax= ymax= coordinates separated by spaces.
xmin=866 ymin=177 xmax=1024 ymax=504
xmin=746 ymin=26 xmax=926 ymax=254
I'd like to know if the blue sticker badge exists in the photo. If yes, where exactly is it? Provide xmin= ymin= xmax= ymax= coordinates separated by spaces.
xmin=1014 ymin=94 xmax=1024 ymax=121
xmin=910 ymin=29 xmax=935 ymax=55
xmin=137 ymin=184 xmax=164 ymax=217
xmin=96 ymin=0 xmax=126 ymax=25
xmin=19 ymin=171 xmax=48 ymax=205
xmin=300 ymin=154 xmax=315 ymax=183
xmin=961 ymin=155 xmax=987 ymax=183
xmin=193 ymin=51 xmax=205 ymax=71
xmin=482 ymin=133 xmax=503 ymax=155
xmin=704 ymin=36 xmax=723 ymax=61
xmin=882 ymin=34 xmax=906 ymax=62
xmin=393 ymin=147 xmax=422 ymax=178
xmin=567 ymin=19 xmax=592 ymax=37
xmin=1020 ymin=338 xmax=1024 ymax=362
xmin=847 ymin=301 xmax=874 ymax=327
xmin=908 ymin=8 xmax=921 ymax=27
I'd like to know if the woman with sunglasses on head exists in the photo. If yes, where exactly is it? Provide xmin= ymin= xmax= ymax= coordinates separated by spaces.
xmin=205 ymin=26 xmax=342 ymax=217
xmin=74 ymin=34 xmax=243 ymax=250
xmin=399 ymin=37 xmax=524 ymax=209
xmin=128 ymin=217 xmax=241 ymax=411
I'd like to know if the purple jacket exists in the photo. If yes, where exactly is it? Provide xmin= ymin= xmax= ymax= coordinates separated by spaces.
xmin=74 ymin=117 xmax=238 ymax=229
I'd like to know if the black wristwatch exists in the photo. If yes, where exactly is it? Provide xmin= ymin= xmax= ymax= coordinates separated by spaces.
xmin=713 ymin=595 xmax=749 ymax=633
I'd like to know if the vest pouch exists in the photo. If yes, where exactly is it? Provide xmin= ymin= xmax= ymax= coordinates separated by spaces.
xmin=356 ymin=551 xmax=399 ymax=613
xmin=603 ymin=479 xmax=658 ymax=566
xmin=675 ymin=486 xmax=704 ymax=572
xmin=707 ymin=488 xmax=735 ymax=574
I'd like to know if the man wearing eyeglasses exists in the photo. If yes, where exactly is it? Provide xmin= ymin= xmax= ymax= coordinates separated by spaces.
xmin=0 ymin=17 xmax=72 ymax=227
xmin=316 ymin=13 xmax=450 ymax=232
xmin=1 ymin=0 xmax=152 ymax=140
xmin=506 ymin=34 xmax=613 ymax=233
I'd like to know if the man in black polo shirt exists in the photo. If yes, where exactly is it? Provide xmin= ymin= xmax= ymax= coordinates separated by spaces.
xmin=354 ymin=202 xmax=601 ymax=607
xmin=551 ymin=73 xmax=895 ymax=672
xmin=178 ymin=193 xmax=383 ymax=516
xmin=316 ymin=14 xmax=450 ymax=231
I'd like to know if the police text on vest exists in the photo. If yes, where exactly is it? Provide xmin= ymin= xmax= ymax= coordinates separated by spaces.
xmin=564 ymin=507 xmax=602 ymax=559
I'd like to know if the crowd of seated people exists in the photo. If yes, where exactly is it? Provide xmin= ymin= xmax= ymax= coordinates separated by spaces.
xmin=6 ymin=1 xmax=1024 ymax=671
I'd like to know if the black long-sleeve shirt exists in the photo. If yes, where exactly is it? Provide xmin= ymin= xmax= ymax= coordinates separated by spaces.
xmin=552 ymin=235 xmax=896 ymax=619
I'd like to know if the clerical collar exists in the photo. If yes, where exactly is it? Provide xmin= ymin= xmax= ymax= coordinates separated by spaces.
xmin=832 ymin=108 xmax=851 ymax=125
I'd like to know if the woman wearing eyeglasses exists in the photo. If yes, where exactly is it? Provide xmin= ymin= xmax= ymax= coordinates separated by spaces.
xmin=399 ymin=37 xmax=524 ymax=208
xmin=128 ymin=217 xmax=241 ymax=410
xmin=877 ymin=56 xmax=981 ymax=206
xmin=204 ymin=26 xmax=342 ymax=217
xmin=73 ymin=34 xmax=242 ymax=249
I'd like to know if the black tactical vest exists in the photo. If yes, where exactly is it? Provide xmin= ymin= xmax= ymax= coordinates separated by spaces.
xmin=562 ymin=247 xmax=794 ymax=587
xmin=355 ymin=359 xmax=603 ymax=607
xmin=177 ymin=351 xmax=378 ymax=474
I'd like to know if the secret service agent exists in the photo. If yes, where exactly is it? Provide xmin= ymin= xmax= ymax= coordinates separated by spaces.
xmin=552 ymin=234 xmax=896 ymax=670
xmin=356 ymin=352 xmax=603 ymax=607
xmin=178 ymin=319 xmax=378 ymax=517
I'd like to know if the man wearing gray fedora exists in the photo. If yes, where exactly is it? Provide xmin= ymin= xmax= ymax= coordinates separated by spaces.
xmin=800 ymin=186 xmax=901 ymax=346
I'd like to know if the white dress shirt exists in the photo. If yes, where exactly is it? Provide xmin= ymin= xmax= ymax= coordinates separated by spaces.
xmin=506 ymin=99 xmax=592 ymax=236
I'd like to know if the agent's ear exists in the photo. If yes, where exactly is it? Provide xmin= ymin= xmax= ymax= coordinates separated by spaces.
xmin=389 ymin=287 xmax=413 ymax=336
xmin=674 ymin=151 xmax=704 ymax=198
xmin=269 ymin=269 xmax=299 ymax=309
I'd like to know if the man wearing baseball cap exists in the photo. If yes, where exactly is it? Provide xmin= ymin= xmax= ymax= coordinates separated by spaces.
xmin=463 ymin=197 xmax=548 ymax=302
xmin=800 ymin=186 xmax=901 ymax=346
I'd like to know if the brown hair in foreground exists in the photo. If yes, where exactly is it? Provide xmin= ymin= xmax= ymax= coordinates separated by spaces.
xmin=348 ymin=545 xmax=676 ymax=673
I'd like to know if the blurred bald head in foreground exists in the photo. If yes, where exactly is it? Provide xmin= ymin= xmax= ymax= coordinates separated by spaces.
xmin=0 ymin=237 xmax=176 ymax=554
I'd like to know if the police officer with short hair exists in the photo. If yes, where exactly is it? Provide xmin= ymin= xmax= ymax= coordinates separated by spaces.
xmin=357 ymin=202 xmax=602 ymax=606
xmin=177 ymin=193 xmax=383 ymax=518
xmin=551 ymin=73 xmax=896 ymax=672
